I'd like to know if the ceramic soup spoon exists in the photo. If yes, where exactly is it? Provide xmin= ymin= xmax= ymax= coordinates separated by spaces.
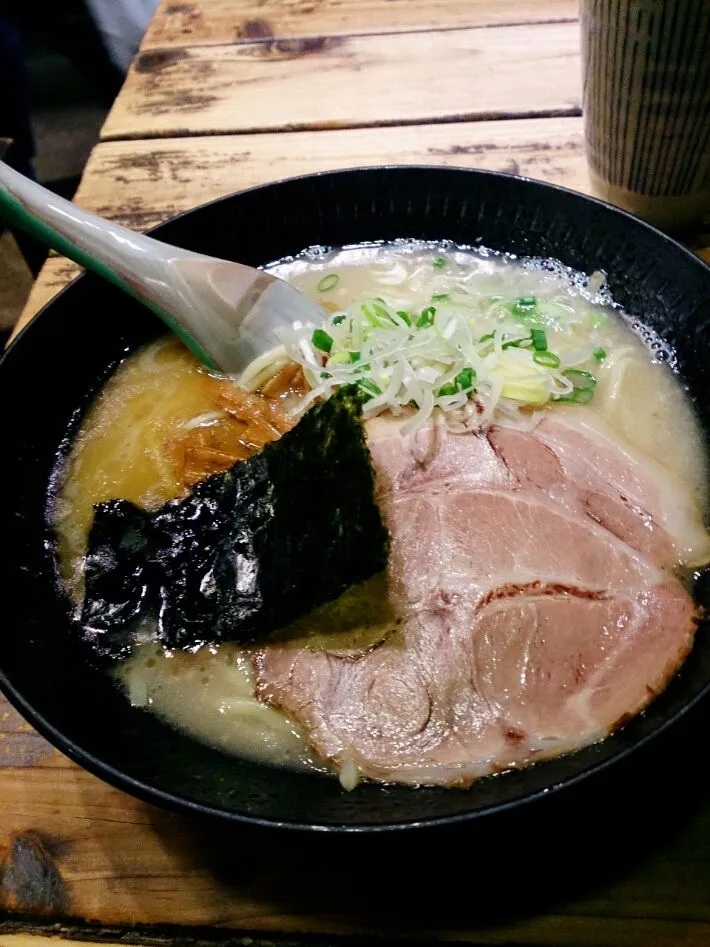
xmin=0 ymin=161 xmax=326 ymax=374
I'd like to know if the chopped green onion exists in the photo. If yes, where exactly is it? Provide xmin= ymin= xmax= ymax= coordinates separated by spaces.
xmin=312 ymin=328 xmax=333 ymax=353
xmin=557 ymin=387 xmax=594 ymax=404
xmin=361 ymin=302 xmax=395 ymax=327
xmin=372 ymin=302 xmax=393 ymax=322
xmin=317 ymin=273 xmax=339 ymax=293
xmin=358 ymin=378 xmax=382 ymax=397
xmin=573 ymin=387 xmax=594 ymax=403
xmin=433 ymin=257 xmax=446 ymax=269
xmin=531 ymin=328 xmax=548 ymax=351
xmin=564 ymin=369 xmax=597 ymax=390
xmin=417 ymin=306 xmax=436 ymax=328
xmin=512 ymin=296 xmax=537 ymax=317
xmin=533 ymin=351 xmax=561 ymax=368
xmin=455 ymin=367 xmax=475 ymax=390
xmin=291 ymin=275 xmax=606 ymax=431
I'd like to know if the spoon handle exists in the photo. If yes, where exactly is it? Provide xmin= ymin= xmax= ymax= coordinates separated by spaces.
xmin=0 ymin=161 xmax=216 ymax=365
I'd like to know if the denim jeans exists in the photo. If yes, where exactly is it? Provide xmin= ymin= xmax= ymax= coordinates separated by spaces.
xmin=0 ymin=9 xmax=35 ymax=180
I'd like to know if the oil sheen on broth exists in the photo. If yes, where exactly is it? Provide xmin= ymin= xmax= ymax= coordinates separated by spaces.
xmin=54 ymin=241 xmax=709 ymax=784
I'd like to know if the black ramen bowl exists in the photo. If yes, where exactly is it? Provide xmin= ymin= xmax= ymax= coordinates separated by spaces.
xmin=2 ymin=167 xmax=710 ymax=832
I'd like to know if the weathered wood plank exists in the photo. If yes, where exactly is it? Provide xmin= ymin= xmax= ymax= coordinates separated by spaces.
xmin=15 ymin=258 xmax=83 ymax=338
xmin=5 ymin=121 xmax=710 ymax=944
xmin=143 ymin=0 xmax=580 ymax=49
xmin=1 ymin=940 xmax=117 ymax=946
xmin=82 ymin=116 xmax=590 ymax=227
xmin=102 ymin=22 xmax=582 ymax=141
xmin=5 ymin=917 xmax=710 ymax=947
xmin=14 ymin=116 xmax=588 ymax=336
xmin=1 ymin=940 xmax=119 ymax=946
xmin=0 ymin=700 xmax=61 ymax=771
xmin=14 ymin=118 xmax=709 ymax=338
xmin=3 ymin=731 xmax=710 ymax=944
xmin=13 ymin=119 xmax=710 ymax=340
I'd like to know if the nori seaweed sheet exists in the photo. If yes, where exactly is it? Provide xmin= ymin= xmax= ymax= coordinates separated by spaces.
xmin=80 ymin=386 xmax=389 ymax=659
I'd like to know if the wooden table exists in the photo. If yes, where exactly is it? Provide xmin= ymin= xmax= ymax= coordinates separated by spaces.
xmin=3 ymin=2 xmax=710 ymax=945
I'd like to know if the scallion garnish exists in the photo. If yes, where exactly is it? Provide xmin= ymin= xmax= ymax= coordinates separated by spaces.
xmin=573 ymin=387 xmax=594 ymax=403
xmin=312 ymin=328 xmax=333 ymax=353
xmin=555 ymin=369 xmax=597 ymax=404
xmin=372 ymin=302 xmax=393 ymax=322
xmin=433 ymin=257 xmax=446 ymax=269
xmin=563 ymin=369 xmax=597 ymax=390
xmin=533 ymin=351 xmax=561 ymax=368
xmin=358 ymin=378 xmax=382 ymax=397
xmin=512 ymin=296 xmax=537 ymax=317
xmin=317 ymin=273 xmax=339 ymax=293
xmin=417 ymin=306 xmax=436 ymax=328
xmin=281 ymin=280 xmax=609 ymax=436
xmin=531 ymin=328 xmax=547 ymax=351
xmin=557 ymin=387 xmax=595 ymax=404
xmin=455 ymin=367 xmax=475 ymax=390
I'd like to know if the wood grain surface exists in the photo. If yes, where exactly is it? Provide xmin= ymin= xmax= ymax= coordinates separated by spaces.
xmin=14 ymin=117 xmax=709 ymax=340
xmin=102 ymin=22 xmax=582 ymax=141
xmin=2 ymin=694 xmax=710 ymax=945
xmin=3 ymin=940 xmax=124 ymax=946
xmin=15 ymin=258 xmax=83 ymax=335
xmin=15 ymin=116 xmax=588 ymax=334
xmin=5 ymin=1 xmax=710 ymax=944
xmin=142 ymin=0 xmax=579 ymax=48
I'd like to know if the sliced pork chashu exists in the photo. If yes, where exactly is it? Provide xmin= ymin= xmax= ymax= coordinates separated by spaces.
xmin=255 ymin=409 xmax=705 ymax=787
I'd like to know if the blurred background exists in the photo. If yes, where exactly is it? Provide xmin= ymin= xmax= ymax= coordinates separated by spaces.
xmin=0 ymin=1 xmax=154 ymax=344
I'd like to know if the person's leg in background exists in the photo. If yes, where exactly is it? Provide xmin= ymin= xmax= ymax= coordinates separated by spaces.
xmin=0 ymin=7 xmax=47 ymax=274
xmin=0 ymin=9 xmax=35 ymax=179
xmin=0 ymin=0 xmax=158 ymax=281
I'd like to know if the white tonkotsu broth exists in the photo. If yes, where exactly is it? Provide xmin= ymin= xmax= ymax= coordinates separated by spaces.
xmin=56 ymin=241 xmax=709 ymax=783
